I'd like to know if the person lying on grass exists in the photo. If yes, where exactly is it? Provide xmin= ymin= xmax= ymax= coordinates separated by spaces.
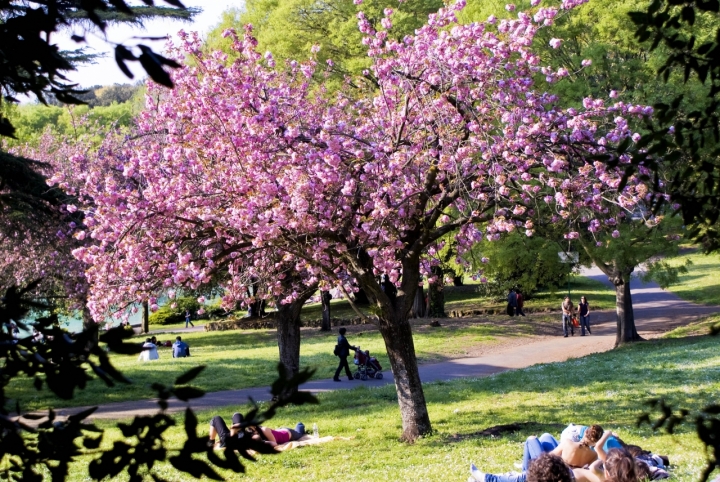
xmin=512 ymin=425 xmax=604 ymax=472
xmin=470 ymin=449 xmax=640 ymax=482
xmin=573 ymin=448 xmax=647 ymax=482
xmin=470 ymin=427 xmax=603 ymax=482
xmin=246 ymin=424 xmax=306 ymax=447
xmin=208 ymin=413 xmax=307 ymax=449
xmin=469 ymin=453 xmax=574 ymax=482
xmin=208 ymin=412 xmax=245 ymax=448
xmin=471 ymin=431 xmax=662 ymax=482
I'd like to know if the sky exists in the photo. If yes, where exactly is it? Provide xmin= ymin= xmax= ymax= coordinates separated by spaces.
xmin=57 ymin=0 xmax=246 ymax=88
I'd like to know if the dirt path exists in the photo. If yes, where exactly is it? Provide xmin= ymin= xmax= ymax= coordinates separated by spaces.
xmin=37 ymin=268 xmax=720 ymax=421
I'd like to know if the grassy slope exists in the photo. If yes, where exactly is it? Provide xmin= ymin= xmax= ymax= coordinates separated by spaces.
xmin=8 ymin=276 xmax=614 ymax=410
xmin=67 ymin=333 xmax=720 ymax=482
xmin=663 ymin=313 xmax=720 ymax=338
xmin=664 ymin=250 xmax=720 ymax=305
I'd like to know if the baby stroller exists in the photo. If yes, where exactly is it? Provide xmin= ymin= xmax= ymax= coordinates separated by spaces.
xmin=353 ymin=347 xmax=383 ymax=380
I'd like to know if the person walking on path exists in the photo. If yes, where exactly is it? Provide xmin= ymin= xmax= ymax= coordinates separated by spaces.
xmin=516 ymin=290 xmax=527 ymax=317
xmin=333 ymin=327 xmax=357 ymax=382
xmin=507 ymin=288 xmax=518 ymax=316
xmin=185 ymin=309 xmax=194 ymax=328
xmin=561 ymin=296 xmax=575 ymax=337
xmin=578 ymin=296 xmax=591 ymax=335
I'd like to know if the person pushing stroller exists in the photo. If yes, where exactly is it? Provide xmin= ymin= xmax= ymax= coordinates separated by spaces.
xmin=333 ymin=327 xmax=357 ymax=382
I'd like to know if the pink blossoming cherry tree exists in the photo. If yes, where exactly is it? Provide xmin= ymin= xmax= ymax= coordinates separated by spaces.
xmin=60 ymin=0 xmax=654 ymax=440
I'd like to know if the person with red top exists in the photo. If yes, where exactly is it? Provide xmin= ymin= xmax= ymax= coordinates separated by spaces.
xmin=516 ymin=290 xmax=527 ymax=317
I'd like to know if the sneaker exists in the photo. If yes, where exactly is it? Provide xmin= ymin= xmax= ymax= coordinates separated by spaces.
xmin=587 ymin=327 xmax=591 ymax=334
xmin=470 ymin=463 xmax=486 ymax=482
xmin=564 ymin=334 xmax=568 ymax=337
xmin=333 ymin=378 xmax=341 ymax=382
xmin=206 ymin=439 xmax=216 ymax=448
xmin=348 ymin=377 xmax=354 ymax=381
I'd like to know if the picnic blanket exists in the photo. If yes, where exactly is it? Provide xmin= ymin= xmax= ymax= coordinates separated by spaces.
xmin=221 ymin=435 xmax=354 ymax=455
xmin=274 ymin=435 xmax=353 ymax=452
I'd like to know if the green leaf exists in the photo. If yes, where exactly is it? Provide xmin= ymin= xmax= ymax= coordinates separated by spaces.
xmin=174 ymin=365 xmax=206 ymax=385
xmin=173 ymin=386 xmax=205 ymax=401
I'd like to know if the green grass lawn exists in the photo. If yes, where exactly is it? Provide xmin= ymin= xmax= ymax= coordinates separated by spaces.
xmin=62 ymin=331 xmax=720 ymax=482
xmin=7 ymin=313 xmax=559 ymax=411
xmin=663 ymin=313 xmax=720 ymax=338
xmin=664 ymin=250 xmax=720 ymax=305
xmin=7 ymin=276 xmax=614 ymax=411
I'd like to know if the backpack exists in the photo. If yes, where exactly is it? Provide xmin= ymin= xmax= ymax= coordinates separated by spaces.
xmin=333 ymin=344 xmax=340 ymax=357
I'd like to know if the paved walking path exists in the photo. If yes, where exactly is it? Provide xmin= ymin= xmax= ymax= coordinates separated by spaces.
xmin=45 ymin=268 xmax=720 ymax=421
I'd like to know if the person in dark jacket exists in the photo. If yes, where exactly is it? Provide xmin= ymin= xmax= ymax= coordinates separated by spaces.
xmin=507 ymin=288 xmax=518 ymax=316
xmin=333 ymin=327 xmax=357 ymax=382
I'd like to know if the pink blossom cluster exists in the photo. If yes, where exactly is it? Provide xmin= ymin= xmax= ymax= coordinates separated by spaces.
xmin=43 ymin=1 xmax=658 ymax=319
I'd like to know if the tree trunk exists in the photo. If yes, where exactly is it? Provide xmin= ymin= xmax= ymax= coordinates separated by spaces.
xmin=275 ymin=300 xmax=302 ymax=398
xmin=452 ymin=275 xmax=463 ymax=286
xmin=141 ymin=300 xmax=149 ymax=334
xmin=82 ymin=304 xmax=98 ymax=343
xmin=344 ymin=249 xmax=432 ymax=442
xmin=613 ymin=276 xmax=643 ymax=347
xmin=320 ymin=290 xmax=332 ymax=331
xmin=274 ymin=283 xmax=317 ymax=398
xmin=377 ymin=310 xmax=432 ymax=442
xmin=428 ymin=266 xmax=445 ymax=317
xmin=412 ymin=285 xmax=426 ymax=318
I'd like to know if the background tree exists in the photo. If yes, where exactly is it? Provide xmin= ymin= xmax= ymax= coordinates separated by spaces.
xmin=206 ymin=0 xmax=443 ymax=88
xmin=464 ymin=228 xmax=574 ymax=299
xmin=0 ymin=0 xmax=195 ymax=138
xmin=628 ymin=0 xmax=720 ymax=252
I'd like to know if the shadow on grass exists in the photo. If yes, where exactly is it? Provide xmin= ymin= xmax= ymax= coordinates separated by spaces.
xmin=270 ymin=335 xmax=719 ymax=442
xmin=444 ymin=422 xmax=566 ymax=443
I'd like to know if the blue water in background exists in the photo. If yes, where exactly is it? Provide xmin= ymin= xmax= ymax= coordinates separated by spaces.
xmin=60 ymin=309 xmax=143 ymax=333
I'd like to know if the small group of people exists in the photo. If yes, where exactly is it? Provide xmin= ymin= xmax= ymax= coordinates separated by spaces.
xmin=561 ymin=296 xmax=591 ymax=337
xmin=507 ymin=288 xmax=526 ymax=317
xmin=207 ymin=412 xmax=309 ymax=449
xmin=137 ymin=335 xmax=191 ymax=361
xmin=469 ymin=423 xmax=669 ymax=482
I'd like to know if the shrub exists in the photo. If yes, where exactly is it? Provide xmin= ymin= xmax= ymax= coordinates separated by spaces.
xmin=148 ymin=297 xmax=202 ymax=325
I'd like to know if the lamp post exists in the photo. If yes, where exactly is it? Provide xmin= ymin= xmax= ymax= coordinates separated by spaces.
xmin=558 ymin=250 xmax=579 ymax=298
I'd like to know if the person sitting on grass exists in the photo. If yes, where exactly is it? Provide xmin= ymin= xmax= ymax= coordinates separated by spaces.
xmin=138 ymin=337 xmax=159 ymax=361
xmin=172 ymin=336 xmax=190 ymax=358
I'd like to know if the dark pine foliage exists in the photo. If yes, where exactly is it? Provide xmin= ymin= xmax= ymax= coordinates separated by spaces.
xmin=1 ymin=284 xmax=318 ymax=480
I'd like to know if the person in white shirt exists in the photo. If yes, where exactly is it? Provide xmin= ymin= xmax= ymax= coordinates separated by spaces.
xmin=138 ymin=337 xmax=159 ymax=361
